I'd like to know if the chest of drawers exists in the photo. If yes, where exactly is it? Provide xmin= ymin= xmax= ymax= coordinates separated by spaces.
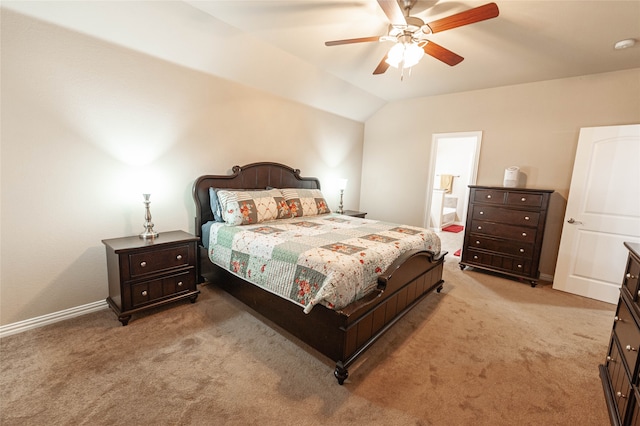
xmin=103 ymin=230 xmax=200 ymax=325
xmin=600 ymin=242 xmax=640 ymax=426
xmin=459 ymin=186 xmax=553 ymax=286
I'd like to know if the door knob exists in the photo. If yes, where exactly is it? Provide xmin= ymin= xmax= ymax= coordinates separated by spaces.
xmin=567 ymin=218 xmax=583 ymax=224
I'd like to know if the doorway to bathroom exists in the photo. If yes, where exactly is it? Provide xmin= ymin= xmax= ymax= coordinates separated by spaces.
xmin=425 ymin=131 xmax=482 ymax=234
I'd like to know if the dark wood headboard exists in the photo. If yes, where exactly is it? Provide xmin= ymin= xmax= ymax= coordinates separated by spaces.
xmin=192 ymin=162 xmax=321 ymax=239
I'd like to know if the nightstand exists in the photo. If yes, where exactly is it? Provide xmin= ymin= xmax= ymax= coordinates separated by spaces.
xmin=102 ymin=230 xmax=200 ymax=325
xmin=341 ymin=210 xmax=367 ymax=218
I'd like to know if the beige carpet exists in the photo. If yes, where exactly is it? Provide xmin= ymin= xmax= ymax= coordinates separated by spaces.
xmin=1 ymin=252 xmax=615 ymax=425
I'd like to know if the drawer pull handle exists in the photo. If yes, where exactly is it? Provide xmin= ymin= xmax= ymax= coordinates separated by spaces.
xmin=519 ymin=248 xmax=525 ymax=253
xmin=477 ymin=226 xmax=482 ymax=230
xmin=517 ymin=264 xmax=523 ymax=269
xmin=479 ymin=211 xmax=484 ymax=215
xmin=614 ymin=315 xmax=622 ymax=322
xmin=637 ymin=290 xmax=640 ymax=298
xmin=476 ymin=241 xmax=481 ymax=245
xmin=141 ymin=290 xmax=148 ymax=296
xmin=486 ymin=195 xmax=492 ymax=199
xmin=521 ymin=197 xmax=526 ymax=202
xmin=473 ymin=255 xmax=479 ymax=260
xmin=626 ymin=344 xmax=637 ymax=352
xmin=522 ymin=232 xmax=527 ymax=237
xmin=607 ymin=355 xmax=615 ymax=362
xmin=524 ymin=216 xmax=530 ymax=221
xmin=140 ymin=261 xmax=147 ymax=267
xmin=177 ymin=281 xmax=183 ymax=287
xmin=627 ymin=273 xmax=637 ymax=279
xmin=616 ymin=391 xmax=627 ymax=399
xmin=176 ymin=254 xmax=183 ymax=260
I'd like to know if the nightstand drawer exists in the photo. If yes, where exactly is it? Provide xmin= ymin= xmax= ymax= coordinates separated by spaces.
xmin=129 ymin=244 xmax=190 ymax=278
xmin=623 ymin=254 xmax=640 ymax=305
xmin=131 ymin=270 xmax=195 ymax=307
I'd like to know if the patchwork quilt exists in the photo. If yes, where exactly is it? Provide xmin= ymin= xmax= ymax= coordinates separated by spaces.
xmin=208 ymin=214 xmax=441 ymax=313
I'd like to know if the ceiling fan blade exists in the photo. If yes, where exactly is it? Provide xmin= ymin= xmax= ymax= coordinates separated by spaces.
xmin=325 ymin=36 xmax=381 ymax=46
xmin=423 ymin=41 xmax=464 ymax=66
xmin=373 ymin=54 xmax=390 ymax=75
xmin=377 ymin=0 xmax=407 ymax=26
xmin=425 ymin=2 xmax=499 ymax=34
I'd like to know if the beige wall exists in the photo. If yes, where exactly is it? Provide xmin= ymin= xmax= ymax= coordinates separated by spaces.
xmin=0 ymin=10 xmax=364 ymax=325
xmin=361 ymin=68 xmax=640 ymax=276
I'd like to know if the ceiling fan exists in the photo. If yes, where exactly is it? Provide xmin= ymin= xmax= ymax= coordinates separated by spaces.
xmin=325 ymin=0 xmax=499 ymax=75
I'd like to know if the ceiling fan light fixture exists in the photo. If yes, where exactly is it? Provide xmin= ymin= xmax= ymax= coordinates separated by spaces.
xmin=385 ymin=42 xmax=424 ymax=69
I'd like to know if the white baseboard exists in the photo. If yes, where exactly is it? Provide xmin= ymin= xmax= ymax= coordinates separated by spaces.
xmin=0 ymin=300 xmax=108 ymax=339
xmin=540 ymin=273 xmax=554 ymax=283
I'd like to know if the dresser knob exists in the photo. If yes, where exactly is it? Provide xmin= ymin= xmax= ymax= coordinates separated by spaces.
xmin=176 ymin=254 xmax=183 ymax=260
xmin=626 ymin=344 xmax=637 ymax=352
xmin=521 ymin=197 xmax=526 ymax=202
xmin=177 ymin=281 xmax=183 ymax=287
xmin=477 ymin=226 xmax=482 ymax=230
xmin=141 ymin=290 xmax=148 ymax=296
xmin=519 ymin=248 xmax=525 ymax=253
xmin=617 ymin=391 xmax=627 ymax=399
xmin=524 ymin=216 xmax=530 ymax=221
xmin=607 ymin=355 xmax=615 ymax=362
xmin=627 ymin=273 xmax=637 ymax=279
xmin=473 ymin=255 xmax=479 ymax=260
xmin=480 ymin=211 xmax=484 ymax=215
xmin=614 ymin=315 xmax=622 ymax=322
xmin=486 ymin=195 xmax=492 ymax=199
xmin=517 ymin=264 xmax=523 ymax=269
xmin=140 ymin=261 xmax=147 ymax=267
xmin=522 ymin=232 xmax=527 ymax=237
xmin=476 ymin=241 xmax=481 ymax=245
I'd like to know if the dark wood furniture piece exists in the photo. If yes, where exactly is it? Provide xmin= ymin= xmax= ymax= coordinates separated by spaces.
xmin=600 ymin=242 xmax=640 ymax=426
xmin=459 ymin=185 xmax=553 ymax=286
xmin=103 ymin=230 xmax=200 ymax=326
xmin=193 ymin=162 xmax=446 ymax=384
xmin=341 ymin=209 xmax=367 ymax=218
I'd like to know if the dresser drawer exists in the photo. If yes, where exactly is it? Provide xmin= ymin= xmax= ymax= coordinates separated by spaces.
xmin=470 ymin=220 xmax=537 ymax=243
xmin=629 ymin=385 xmax=640 ymax=426
xmin=613 ymin=298 xmax=640 ymax=378
xmin=128 ymin=244 xmax=191 ymax=278
xmin=505 ymin=191 xmax=544 ymax=208
xmin=464 ymin=249 xmax=532 ymax=276
xmin=606 ymin=337 xmax=633 ymax=420
xmin=130 ymin=270 xmax=195 ymax=308
xmin=467 ymin=235 xmax=534 ymax=258
xmin=471 ymin=205 xmax=540 ymax=227
xmin=623 ymin=254 xmax=640 ymax=305
xmin=472 ymin=188 xmax=507 ymax=205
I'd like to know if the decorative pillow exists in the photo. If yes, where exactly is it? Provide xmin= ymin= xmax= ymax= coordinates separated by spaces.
xmin=281 ymin=188 xmax=331 ymax=217
xmin=208 ymin=188 xmax=224 ymax=222
xmin=217 ymin=189 xmax=291 ymax=225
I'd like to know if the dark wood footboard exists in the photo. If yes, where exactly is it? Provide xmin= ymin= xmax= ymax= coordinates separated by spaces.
xmin=198 ymin=245 xmax=445 ymax=384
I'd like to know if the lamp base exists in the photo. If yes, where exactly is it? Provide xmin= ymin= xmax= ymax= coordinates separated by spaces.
xmin=139 ymin=228 xmax=159 ymax=239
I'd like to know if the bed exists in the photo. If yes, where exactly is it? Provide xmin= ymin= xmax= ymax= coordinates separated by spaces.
xmin=193 ymin=162 xmax=446 ymax=384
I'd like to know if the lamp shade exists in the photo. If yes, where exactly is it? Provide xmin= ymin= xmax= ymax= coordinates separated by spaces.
xmin=337 ymin=178 xmax=348 ymax=190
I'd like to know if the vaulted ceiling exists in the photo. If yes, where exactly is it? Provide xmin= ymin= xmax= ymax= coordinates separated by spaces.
xmin=4 ymin=1 xmax=640 ymax=122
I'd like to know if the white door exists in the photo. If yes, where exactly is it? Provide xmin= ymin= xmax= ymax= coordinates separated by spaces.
xmin=553 ymin=124 xmax=640 ymax=304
